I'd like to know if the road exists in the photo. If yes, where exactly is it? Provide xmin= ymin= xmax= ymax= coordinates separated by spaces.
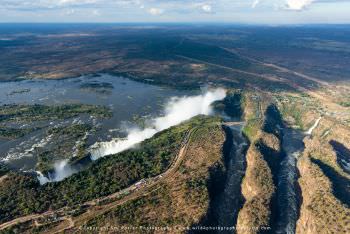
xmin=0 ymin=211 xmax=54 ymax=230
xmin=176 ymin=55 xmax=284 ymax=84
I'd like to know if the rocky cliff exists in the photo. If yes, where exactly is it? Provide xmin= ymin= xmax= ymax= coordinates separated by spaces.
xmin=237 ymin=103 xmax=284 ymax=234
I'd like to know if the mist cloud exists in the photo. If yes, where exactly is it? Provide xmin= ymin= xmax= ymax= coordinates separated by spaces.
xmin=90 ymin=88 xmax=226 ymax=159
xmin=286 ymin=0 xmax=315 ymax=10
xmin=37 ymin=160 xmax=76 ymax=185
xmin=37 ymin=88 xmax=226 ymax=184
xmin=251 ymin=0 xmax=316 ymax=10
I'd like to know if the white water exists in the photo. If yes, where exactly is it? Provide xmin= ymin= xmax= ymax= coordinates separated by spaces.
xmin=305 ymin=117 xmax=322 ymax=135
xmin=89 ymin=88 xmax=226 ymax=160
xmin=37 ymin=160 xmax=76 ymax=185
xmin=37 ymin=88 xmax=226 ymax=184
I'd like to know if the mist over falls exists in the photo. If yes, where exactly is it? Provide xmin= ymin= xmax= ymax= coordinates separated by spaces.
xmin=37 ymin=88 xmax=226 ymax=184
xmin=89 ymin=88 xmax=226 ymax=160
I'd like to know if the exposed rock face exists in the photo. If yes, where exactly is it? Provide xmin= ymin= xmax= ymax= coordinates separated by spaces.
xmin=296 ymin=155 xmax=350 ymax=234
xmin=237 ymin=104 xmax=284 ymax=234
xmin=236 ymin=144 xmax=275 ymax=234
xmin=296 ymin=117 xmax=350 ymax=234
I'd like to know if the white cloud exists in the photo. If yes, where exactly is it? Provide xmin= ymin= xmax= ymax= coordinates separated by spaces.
xmin=148 ymin=7 xmax=164 ymax=15
xmin=285 ymin=0 xmax=315 ymax=10
xmin=92 ymin=9 xmax=100 ymax=15
xmin=64 ymin=8 xmax=76 ymax=15
xmin=1 ymin=0 xmax=350 ymax=23
xmin=201 ymin=4 xmax=212 ymax=13
xmin=58 ymin=0 xmax=98 ymax=6
xmin=251 ymin=0 xmax=260 ymax=8
xmin=251 ymin=0 xmax=320 ymax=11
xmin=1 ymin=0 xmax=99 ymax=9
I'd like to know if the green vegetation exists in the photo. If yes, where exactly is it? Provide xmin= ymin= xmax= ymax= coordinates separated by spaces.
xmin=243 ymin=118 xmax=261 ymax=141
xmin=79 ymin=82 xmax=114 ymax=94
xmin=0 ymin=126 xmax=37 ymax=139
xmin=280 ymin=102 xmax=304 ymax=129
xmin=36 ymin=124 xmax=92 ymax=172
xmin=0 ymin=104 xmax=112 ymax=123
xmin=0 ymin=116 xmax=220 ymax=223
xmin=0 ymin=104 xmax=112 ymax=172
xmin=0 ymin=103 xmax=111 ymax=142
xmin=275 ymin=93 xmax=321 ymax=130
xmin=242 ymin=93 xmax=263 ymax=141
xmin=83 ymin=118 xmax=225 ymax=231
xmin=339 ymin=101 xmax=350 ymax=107
xmin=0 ymin=164 xmax=9 ymax=177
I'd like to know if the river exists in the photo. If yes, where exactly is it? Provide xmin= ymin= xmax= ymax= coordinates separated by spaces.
xmin=0 ymin=74 xmax=193 ymax=170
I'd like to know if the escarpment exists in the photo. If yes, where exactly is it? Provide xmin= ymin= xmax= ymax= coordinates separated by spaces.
xmin=237 ymin=104 xmax=284 ymax=234
xmin=296 ymin=153 xmax=350 ymax=234
xmin=296 ymin=117 xmax=350 ymax=234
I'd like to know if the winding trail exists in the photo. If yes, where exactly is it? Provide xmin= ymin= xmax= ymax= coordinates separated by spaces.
xmin=0 ymin=211 xmax=54 ymax=230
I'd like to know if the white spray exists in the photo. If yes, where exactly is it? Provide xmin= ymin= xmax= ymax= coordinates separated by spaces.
xmin=37 ymin=88 xmax=226 ymax=184
xmin=37 ymin=160 xmax=76 ymax=185
xmin=90 ymin=88 xmax=226 ymax=159
xmin=305 ymin=117 xmax=322 ymax=135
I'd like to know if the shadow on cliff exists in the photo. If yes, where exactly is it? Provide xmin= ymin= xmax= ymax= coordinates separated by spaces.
xmin=311 ymin=158 xmax=350 ymax=207
xmin=329 ymin=140 xmax=350 ymax=175
xmin=189 ymin=160 xmax=227 ymax=233
xmin=189 ymin=126 xmax=247 ymax=234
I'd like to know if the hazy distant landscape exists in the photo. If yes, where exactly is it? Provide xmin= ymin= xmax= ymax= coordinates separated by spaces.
xmin=0 ymin=23 xmax=350 ymax=234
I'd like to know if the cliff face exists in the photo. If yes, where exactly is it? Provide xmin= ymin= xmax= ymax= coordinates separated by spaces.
xmin=296 ymin=154 xmax=350 ymax=234
xmin=296 ymin=117 xmax=350 ymax=234
xmin=236 ymin=144 xmax=275 ymax=234
xmin=237 ymin=103 xmax=284 ymax=234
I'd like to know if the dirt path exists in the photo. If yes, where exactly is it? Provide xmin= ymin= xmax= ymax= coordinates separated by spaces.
xmin=176 ymin=55 xmax=285 ymax=84
xmin=176 ymin=54 xmax=316 ymax=96
xmin=0 ymin=211 xmax=54 ymax=230
xmin=219 ymin=46 xmax=330 ymax=87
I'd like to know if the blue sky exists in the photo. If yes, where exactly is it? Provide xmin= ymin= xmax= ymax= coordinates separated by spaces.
xmin=0 ymin=0 xmax=349 ymax=24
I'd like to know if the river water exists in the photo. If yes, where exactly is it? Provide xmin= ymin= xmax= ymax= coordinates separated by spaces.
xmin=212 ymin=123 xmax=248 ymax=233
xmin=0 ymin=74 xmax=193 ymax=170
xmin=275 ymin=128 xmax=305 ymax=234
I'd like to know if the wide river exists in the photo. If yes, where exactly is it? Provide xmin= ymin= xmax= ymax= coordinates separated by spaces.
xmin=0 ymin=74 xmax=194 ymax=170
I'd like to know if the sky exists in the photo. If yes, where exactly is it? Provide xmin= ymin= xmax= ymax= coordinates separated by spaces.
xmin=0 ymin=0 xmax=349 ymax=24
